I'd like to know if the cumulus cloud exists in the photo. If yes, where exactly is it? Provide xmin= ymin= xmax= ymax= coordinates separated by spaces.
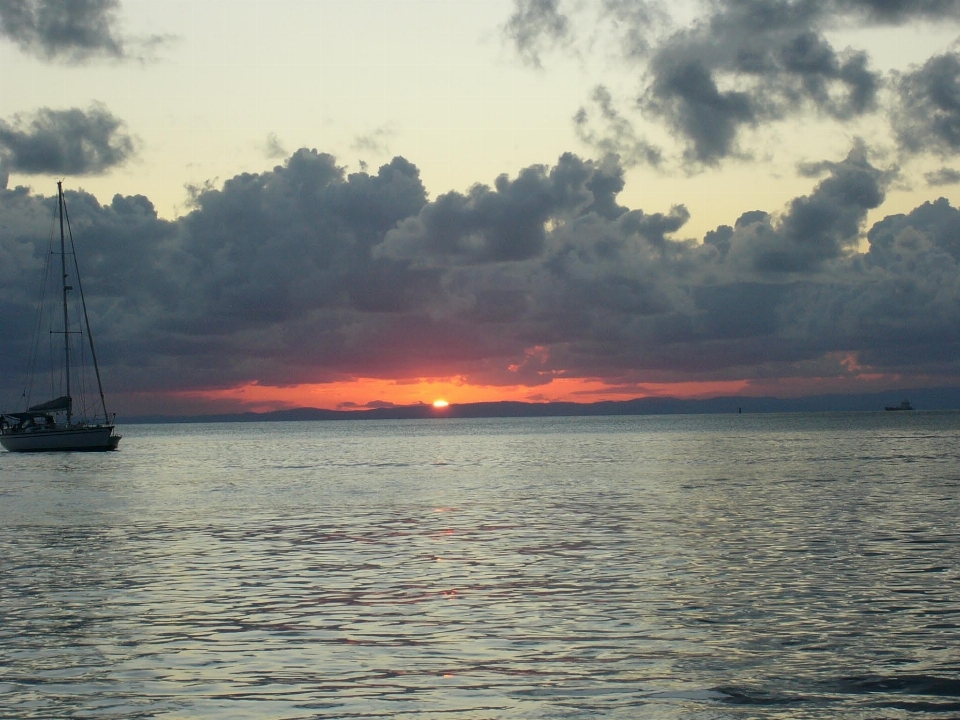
xmin=0 ymin=0 xmax=164 ymax=62
xmin=724 ymin=143 xmax=888 ymax=273
xmin=379 ymin=153 xmax=614 ymax=264
xmin=0 ymin=104 xmax=136 ymax=175
xmin=3 ymin=145 xmax=959 ymax=412
xmin=785 ymin=196 xmax=960 ymax=374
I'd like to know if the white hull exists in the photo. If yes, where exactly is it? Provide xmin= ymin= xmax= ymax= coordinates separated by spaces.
xmin=0 ymin=425 xmax=120 ymax=452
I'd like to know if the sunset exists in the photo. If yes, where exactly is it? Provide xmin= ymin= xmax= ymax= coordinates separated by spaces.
xmin=3 ymin=3 xmax=960 ymax=718
xmin=3 ymin=1 xmax=960 ymax=415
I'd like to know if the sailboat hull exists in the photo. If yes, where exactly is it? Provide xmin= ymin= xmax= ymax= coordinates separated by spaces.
xmin=0 ymin=425 xmax=120 ymax=452
xmin=2 ymin=183 xmax=122 ymax=454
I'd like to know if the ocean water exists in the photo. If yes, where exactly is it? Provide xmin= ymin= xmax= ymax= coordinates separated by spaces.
xmin=1 ymin=412 xmax=959 ymax=719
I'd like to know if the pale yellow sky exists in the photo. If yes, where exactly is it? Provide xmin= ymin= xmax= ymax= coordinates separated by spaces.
xmin=1 ymin=0 xmax=958 ymax=240
xmin=5 ymin=0 xmax=960 ymax=413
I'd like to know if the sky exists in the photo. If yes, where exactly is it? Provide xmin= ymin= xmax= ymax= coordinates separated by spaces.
xmin=2 ymin=0 xmax=960 ymax=416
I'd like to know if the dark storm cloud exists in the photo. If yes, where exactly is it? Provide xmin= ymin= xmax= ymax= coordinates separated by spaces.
xmin=866 ymin=196 xmax=960 ymax=264
xmin=4 ymin=145 xmax=960 ymax=409
xmin=782 ymin=196 xmax=960 ymax=373
xmin=639 ymin=4 xmax=881 ymax=164
xmin=505 ymin=0 xmax=960 ymax=166
xmin=133 ymin=150 xmax=440 ymax=388
xmin=0 ymin=150 xmax=436 ymax=397
xmin=173 ymin=151 xmax=431 ymax=330
xmin=379 ymin=153 xmax=612 ymax=264
xmin=0 ymin=104 xmax=135 ymax=175
xmin=895 ymin=52 xmax=960 ymax=155
xmin=725 ymin=144 xmax=887 ymax=272
xmin=0 ymin=0 xmax=130 ymax=61
xmin=644 ymin=55 xmax=757 ymax=165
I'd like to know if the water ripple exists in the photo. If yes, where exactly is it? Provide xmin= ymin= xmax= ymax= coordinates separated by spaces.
xmin=2 ymin=413 xmax=959 ymax=718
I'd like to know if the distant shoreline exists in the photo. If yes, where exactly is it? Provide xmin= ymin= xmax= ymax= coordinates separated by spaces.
xmin=121 ymin=388 xmax=960 ymax=424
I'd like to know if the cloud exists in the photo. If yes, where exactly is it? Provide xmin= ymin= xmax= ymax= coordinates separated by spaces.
xmin=866 ymin=196 xmax=960 ymax=265
xmin=378 ymin=153 xmax=611 ymax=264
xmin=351 ymin=126 xmax=396 ymax=156
xmin=0 ymin=0 xmax=164 ymax=62
xmin=503 ymin=0 xmax=569 ymax=68
xmin=0 ymin=104 xmax=136 ymax=175
xmin=264 ymin=133 xmax=287 ymax=159
xmin=639 ymin=5 xmax=882 ymax=165
xmin=724 ymin=143 xmax=888 ymax=273
xmin=925 ymin=167 xmax=960 ymax=186
xmin=894 ymin=52 xmax=960 ymax=155
xmin=3 ymin=144 xmax=960 ymax=412
xmin=644 ymin=55 xmax=757 ymax=165
xmin=574 ymin=86 xmax=663 ymax=167
xmin=832 ymin=0 xmax=960 ymax=23
xmin=785 ymin=196 xmax=960 ymax=374
xmin=507 ymin=0 xmax=960 ymax=167
xmin=594 ymin=0 xmax=667 ymax=59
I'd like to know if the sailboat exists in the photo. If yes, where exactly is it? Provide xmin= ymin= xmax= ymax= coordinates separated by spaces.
xmin=1 ymin=182 xmax=121 ymax=452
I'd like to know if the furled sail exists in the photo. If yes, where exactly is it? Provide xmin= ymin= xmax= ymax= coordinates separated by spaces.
xmin=28 ymin=396 xmax=72 ymax=413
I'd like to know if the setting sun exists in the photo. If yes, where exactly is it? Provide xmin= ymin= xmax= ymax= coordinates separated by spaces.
xmin=432 ymin=399 xmax=450 ymax=408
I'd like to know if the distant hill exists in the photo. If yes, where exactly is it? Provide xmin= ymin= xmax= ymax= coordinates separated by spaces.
xmin=123 ymin=387 xmax=960 ymax=424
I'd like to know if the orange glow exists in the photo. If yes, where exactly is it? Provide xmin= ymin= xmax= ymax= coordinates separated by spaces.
xmin=122 ymin=365 xmax=957 ymax=416
xmin=837 ymin=352 xmax=887 ymax=382
xmin=432 ymin=399 xmax=449 ymax=408
xmin=170 ymin=376 xmax=756 ymax=413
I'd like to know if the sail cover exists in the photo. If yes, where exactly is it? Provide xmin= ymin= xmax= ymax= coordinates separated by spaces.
xmin=28 ymin=396 xmax=72 ymax=412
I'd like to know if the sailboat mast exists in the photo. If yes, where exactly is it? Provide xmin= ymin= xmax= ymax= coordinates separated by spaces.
xmin=61 ymin=194 xmax=112 ymax=422
xmin=58 ymin=181 xmax=72 ymax=425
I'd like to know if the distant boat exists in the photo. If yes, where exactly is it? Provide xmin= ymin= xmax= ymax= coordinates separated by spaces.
xmin=885 ymin=399 xmax=914 ymax=412
xmin=1 ymin=183 xmax=120 ymax=452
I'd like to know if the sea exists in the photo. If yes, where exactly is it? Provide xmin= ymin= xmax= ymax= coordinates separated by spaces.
xmin=1 ymin=412 xmax=959 ymax=720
